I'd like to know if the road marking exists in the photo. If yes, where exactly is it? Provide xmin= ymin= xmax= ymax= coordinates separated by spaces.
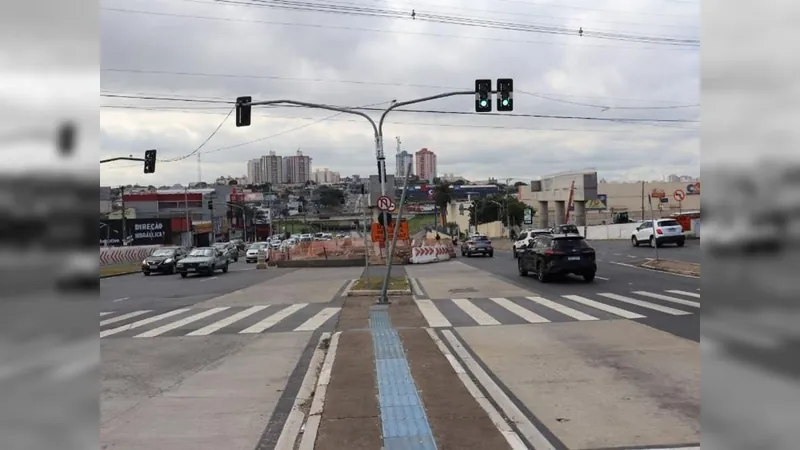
xmin=633 ymin=291 xmax=700 ymax=308
xmin=100 ymin=308 xmax=190 ymax=338
xmin=441 ymin=330 xmax=556 ymax=450
xmin=294 ymin=307 xmax=340 ymax=331
xmin=100 ymin=310 xmax=152 ymax=326
xmin=627 ymin=255 xmax=637 ymax=258
xmin=453 ymin=299 xmax=501 ymax=325
xmin=666 ymin=289 xmax=701 ymax=298
xmin=597 ymin=293 xmax=691 ymax=315
xmin=562 ymin=295 xmax=645 ymax=319
xmin=524 ymin=296 xmax=598 ymax=321
xmin=134 ymin=307 xmax=231 ymax=338
xmin=297 ymin=332 xmax=341 ymax=450
xmin=489 ymin=297 xmax=549 ymax=323
xmin=100 ymin=312 xmax=114 ymax=316
xmin=186 ymin=305 xmax=270 ymax=336
xmin=595 ymin=276 xmax=610 ymax=280
xmin=427 ymin=329 xmax=528 ymax=450
xmin=341 ymin=279 xmax=356 ymax=297
xmin=111 ymin=297 xmax=129 ymax=303
xmin=415 ymin=299 xmax=452 ymax=328
xmin=240 ymin=303 xmax=308 ymax=334
xmin=201 ymin=276 xmax=218 ymax=282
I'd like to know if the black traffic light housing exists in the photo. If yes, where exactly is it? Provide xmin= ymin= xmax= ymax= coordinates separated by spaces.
xmin=208 ymin=200 xmax=213 ymax=210
xmin=57 ymin=121 xmax=76 ymax=155
xmin=475 ymin=79 xmax=492 ymax=112
xmin=236 ymin=96 xmax=252 ymax=127
xmin=497 ymin=78 xmax=513 ymax=111
xmin=143 ymin=149 xmax=157 ymax=174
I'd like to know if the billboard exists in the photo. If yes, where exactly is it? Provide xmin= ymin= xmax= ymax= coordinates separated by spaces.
xmin=100 ymin=218 xmax=172 ymax=246
xmin=397 ymin=184 xmax=501 ymax=200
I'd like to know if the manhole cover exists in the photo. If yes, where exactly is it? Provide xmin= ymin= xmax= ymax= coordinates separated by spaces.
xmin=449 ymin=287 xmax=478 ymax=294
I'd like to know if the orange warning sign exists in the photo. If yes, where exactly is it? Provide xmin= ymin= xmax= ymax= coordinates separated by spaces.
xmin=371 ymin=220 xmax=409 ymax=242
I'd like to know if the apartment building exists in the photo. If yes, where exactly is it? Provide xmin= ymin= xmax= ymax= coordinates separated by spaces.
xmin=283 ymin=150 xmax=312 ymax=184
xmin=313 ymin=168 xmax=341 ymax=185
xmin=395 ymin=150 xmax=413 ymax=178
xmin=415 ymin=148 xmax=437 ymax=182
xmin=261 ymin=151 xmax=285 ymax=184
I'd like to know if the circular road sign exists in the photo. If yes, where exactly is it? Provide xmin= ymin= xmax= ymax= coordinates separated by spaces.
xmin=376 ymin=195 xmax=395 ymax=212
xmin=674 ymin=189 xmax=686 ymax=202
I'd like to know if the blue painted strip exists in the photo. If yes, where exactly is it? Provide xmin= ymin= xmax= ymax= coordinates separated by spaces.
xmin=370 ymin=307 xmax=438 ymax=450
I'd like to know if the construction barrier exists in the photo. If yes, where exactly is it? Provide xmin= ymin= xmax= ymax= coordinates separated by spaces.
xmin=410 ymin=245 xmax=452 ymax=264
xmin=99 ymin=245 xmax=162 ymax=266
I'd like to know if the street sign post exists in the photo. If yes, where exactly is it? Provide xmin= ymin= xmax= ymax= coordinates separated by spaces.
xmin=376 ymin=195 xmax=395 ymax=212
xmin=523 ymin=207 xmax=533 ymax=225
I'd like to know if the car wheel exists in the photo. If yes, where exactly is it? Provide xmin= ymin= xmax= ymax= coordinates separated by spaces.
xmin=583 ymin=271 xmax=595 ymax=282
xmin=632 ymin=236 xmax=639 ymax=247
xmin=649 ymin=236 xmax=655 ymax=247
xmin=180 ymin=273 xmax=187 ymax=278
xmin=488 ymin=252 xmax=494 ymax=257
xmin=143 ymin=272 xmax=150 ymax=276
xmin=518 ymin=262 xmax=528 ymax=276
xmin=222 ymin=265 xmax=229 ymax=273
xmin=170 ymin=266 xmax=176 ymax=275
xmin=512 ymin=249 xmax=517 ymax=258
xmin=677 ymin=240 xmax=685 ymax=247
xmin=537 ymin=264 xmax=548 ymax=283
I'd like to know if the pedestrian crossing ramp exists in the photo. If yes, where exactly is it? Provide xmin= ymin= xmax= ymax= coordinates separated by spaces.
xmin=415 ymin=289 xmax=701 ymax=328
xmin=100 ymin=303 xmax=340 ymax=339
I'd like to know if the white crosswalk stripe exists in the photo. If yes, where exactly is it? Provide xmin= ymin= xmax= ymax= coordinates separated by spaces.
xmin=187 ymin=305 xmax=270 ymax=336
xmin=294 ymin=307 xmax=340 ymax=332
xmin=134 ymin=307 xmax=231 ymax=338
xmin=101 ymin=308 xmax=191 ymax=338
xmin=100 ymin=310 xmax=151 ymax=326
xmin=633 ymin=291 xmax=700 ymax=308
xmin=596 ymin=293 xmax=691 ymax=316
xmin=240 ymin=304 xmax=309 ymax=334
xmin=452 ymin=299 xmax=501 ymax=325
xmin=412 ymin=289 xmax=701 ymax=328
xmin=665 ymin=290 xmax=701 ymax=298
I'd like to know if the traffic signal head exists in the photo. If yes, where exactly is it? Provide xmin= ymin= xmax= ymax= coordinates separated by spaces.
xmin=208 ymin=200 xmax=213 ymax=210
xmin=143 ymin=149 xmax=157 ymax=174
xmin=475 ymin=79 xmax=492 ymax=112
xmin=235 ymin=96 xmax=252 ymax=127
xmin=497 ymin=78 xmax=513 ymax=111
xmin=57 ymin=121 xmax=76 ymax=156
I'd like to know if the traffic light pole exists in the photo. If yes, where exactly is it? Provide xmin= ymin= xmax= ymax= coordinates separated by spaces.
xmin=100 ymin=157 xmax=144 ymax=164
xmin=377 ymin=161 xmax=412 ymax=304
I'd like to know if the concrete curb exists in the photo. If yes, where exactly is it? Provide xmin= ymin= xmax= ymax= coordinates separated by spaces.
xmin=640 ymin=259 xmax=700 ymax=277
xmin=346 ymin=289 xmax=412 ymax=297
xmin=100 ymin=268 xmax=141 ymax=279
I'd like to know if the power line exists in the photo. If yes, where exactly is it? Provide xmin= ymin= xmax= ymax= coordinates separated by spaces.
xmin=211 ymin=0 xmax=699 ymax=46
xmin=101 ymin=5 xmax=698 ymax=49
xmin=101 ymin=69 xmax=699 ymax=110
xmin=159 ymin=106 xmax=234 ymax=162
xmin=100 ymin=93 xmax=699 ymax=123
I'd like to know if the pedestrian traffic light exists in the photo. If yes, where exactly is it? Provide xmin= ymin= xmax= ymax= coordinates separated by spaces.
xmin=475 ymin=79 xmax=492 ymax=112
xmin=57 ymin=121 xmax=76 ymax=155
xmin=497 ymin=78 xmax=513 ymax=111
xmin=143 ymin=149 xmax=157 ymax=174
xmin=236 ymin=96 xmax=252 ymax=127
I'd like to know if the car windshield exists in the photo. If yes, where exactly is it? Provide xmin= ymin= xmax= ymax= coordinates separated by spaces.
xmin=553 ymin=238 xmax=590 ymax=250
xmin=658 ymin=220 xmax=681 ymax=227
xmin=189 ymin=249 xmax=215 ymax=257
xmin=151 ymin=249 xmax=175 ymax=257
xmin=472 ymin=236 xmax=489 ymax=241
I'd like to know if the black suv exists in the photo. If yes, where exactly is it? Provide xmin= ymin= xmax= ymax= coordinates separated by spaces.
xmin=517 ymin=234 xmax=596 ymax=282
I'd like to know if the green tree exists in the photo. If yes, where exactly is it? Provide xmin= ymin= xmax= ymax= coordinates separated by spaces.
xmin=315 ymin=186 xmax=345 ymax=208
xmin=469 ymin=195 xmax=532 ymax=226
xmin=433 ymin=182 xmax=452 ymax=227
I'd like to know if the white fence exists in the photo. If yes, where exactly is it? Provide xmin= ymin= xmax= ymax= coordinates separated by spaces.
xmin=580 ymin=220 xmax=700 ymax=240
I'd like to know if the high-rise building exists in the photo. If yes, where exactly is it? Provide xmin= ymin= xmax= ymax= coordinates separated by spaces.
xmin=415 ymin=148 xmax=437 ymax=182
xmin=246 ymin=159 xmax=264 ymax=185
xmin=395 ymin=150 xmax=413 ymax=178
xmin=261 ymin=151 xmax=285 ymax=184
xmin=313 ymin=168 xmax=341 ymax=185
xmin=283 ymin=150 xmax=312 ymax=184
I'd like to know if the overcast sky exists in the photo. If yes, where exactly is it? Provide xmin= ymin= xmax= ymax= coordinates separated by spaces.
xmin=99 ymin=0 xmax=700 ymax=187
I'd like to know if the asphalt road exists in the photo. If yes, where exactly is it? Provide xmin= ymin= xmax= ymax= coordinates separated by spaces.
xmin=459 ymin=248 xmax=700 ymax=342
xmin=100 ymin=262 xmax=298 ymax=312
xmin=587 ymin=238 xmax=702 ymax=264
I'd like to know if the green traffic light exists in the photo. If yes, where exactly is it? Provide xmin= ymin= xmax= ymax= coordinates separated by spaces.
xmin=502 ymin=99 xmax=509 ymax=106
xmin=480 ymin=100 xmax=487 ymax=107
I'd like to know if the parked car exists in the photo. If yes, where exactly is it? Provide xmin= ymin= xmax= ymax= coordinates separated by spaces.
xmin=213 ymin=241 xmax=239 ymax=263
xmin=518 ymin=233 xmax=596 ymax=282
xmin=461 ymin=235 xmax=494 ymax=257
xmin=245 ymin=242 xmax=270 ymax=263
xmin=512 ymin=229 xmax=550 ymax=258
xmin=176 ymin=247 xmax=229 ymax=277
xmin=142 ymin=246 xmax=188 ymax=275
xmin=631 ymin=218 xmax=685 ymax=247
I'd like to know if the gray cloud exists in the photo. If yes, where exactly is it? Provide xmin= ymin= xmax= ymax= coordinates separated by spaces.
xmin=100 ymin=0 xmax=699 ymax=186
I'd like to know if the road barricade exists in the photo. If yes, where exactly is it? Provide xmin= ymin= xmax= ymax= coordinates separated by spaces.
xmin=410 ymin=245 xmax=452 ymax=264
xmin=99 ymin=245 xmax=161 ymax=266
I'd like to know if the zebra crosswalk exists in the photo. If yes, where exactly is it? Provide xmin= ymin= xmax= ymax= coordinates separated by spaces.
xmin=100 ymin=303 xmax=340 ymax=339
xmin=414 ymin=289 xmax=701 ymax=328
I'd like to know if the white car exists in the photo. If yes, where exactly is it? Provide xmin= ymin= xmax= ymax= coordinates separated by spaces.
xmin=245 ymin=243 xmax=270 ymax=263
xmin=631 ymin=218 xmax=686 ymax=247
xmin=512 ymin=229 xmax=550 ymax=258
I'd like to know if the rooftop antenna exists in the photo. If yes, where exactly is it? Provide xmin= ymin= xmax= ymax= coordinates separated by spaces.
xmin=396 ymin=136 xmax=402 ymax=154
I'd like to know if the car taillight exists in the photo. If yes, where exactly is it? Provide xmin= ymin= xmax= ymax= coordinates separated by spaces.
xmin=656 ymin=228 xmax=664 ymax=235
xmin=486 ymin=241 xmax=491 ymax=245
xmin=544 ymin=249 xmax=563 ymax=256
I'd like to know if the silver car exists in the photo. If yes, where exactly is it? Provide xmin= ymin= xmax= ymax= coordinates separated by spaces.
xmin=176 ymin=247 xmax=229 ymax=278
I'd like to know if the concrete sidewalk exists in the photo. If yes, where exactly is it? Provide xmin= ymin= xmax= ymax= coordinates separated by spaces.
xmin=312 ymin=296 xmax=512 ymax=450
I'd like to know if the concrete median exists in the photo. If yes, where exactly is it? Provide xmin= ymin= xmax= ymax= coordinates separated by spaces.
xmin=640 ymin=258 xmax=700 ymax=277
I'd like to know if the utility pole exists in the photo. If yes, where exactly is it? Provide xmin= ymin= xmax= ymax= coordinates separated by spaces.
xmin=197 ymin=153 xmax=202 ymax=183
xmin=120 ymin=186 xmax=127 ymax=245
xmin=184 ymin=187 xmax=191 ymax=247
xmin=378 ymin=161 xmax=412 ymax=304
xmin=361 ymin=184 xmax=370 ymax=283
